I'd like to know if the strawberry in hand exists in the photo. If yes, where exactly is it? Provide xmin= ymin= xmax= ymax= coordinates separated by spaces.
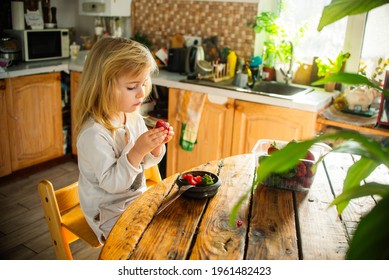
xmin=154 ymin=119 xmax=170 ymax=142
xmin=155 ymin=119 xmax=169 ymax=131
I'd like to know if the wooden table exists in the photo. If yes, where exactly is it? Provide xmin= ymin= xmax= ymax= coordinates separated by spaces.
xmin=99 ymin=153 xmax=386 ymax=260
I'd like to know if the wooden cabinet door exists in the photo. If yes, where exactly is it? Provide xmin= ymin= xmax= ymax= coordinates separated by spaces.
xmin=167 ymin=88 xmax=234 ymax=176
xmin=70 ymin=71 xmax=81 ymax=155
xmin=0 ymin=79 xmax=12 ymax=176
xmin=6 ymin=73 xmax=63 ymax=171
xmin=231 ymin=100 xmax=317 ymax=155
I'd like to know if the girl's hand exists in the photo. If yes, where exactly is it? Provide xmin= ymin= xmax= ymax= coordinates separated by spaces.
xmin=162 ymin=123 xmax=174 ymax=144
xmin=128 ymin=127 xmax=167 ymax=167
xmin=151 ymin=123 xmax=174 ymax=156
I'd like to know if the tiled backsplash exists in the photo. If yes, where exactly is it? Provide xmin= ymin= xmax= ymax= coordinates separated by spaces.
xmin=133 ymin=0 xmax=258 ymax=59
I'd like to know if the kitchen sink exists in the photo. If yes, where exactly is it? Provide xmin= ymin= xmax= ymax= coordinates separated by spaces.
xmin=180 ymin=78 xmax=313 ymax=100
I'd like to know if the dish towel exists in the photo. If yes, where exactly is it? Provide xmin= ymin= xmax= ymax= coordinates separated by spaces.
xmin=176 ymin=90 xmax=206 ymax=151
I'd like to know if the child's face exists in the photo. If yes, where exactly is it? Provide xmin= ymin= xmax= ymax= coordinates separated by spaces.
xmin=117 ymin=69 xmax=150 ymax=113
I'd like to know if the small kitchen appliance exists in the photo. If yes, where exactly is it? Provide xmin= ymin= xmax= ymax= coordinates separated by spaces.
xmin=185 ymin=40 xmax=204 ymax=78
xmin=167 ymin=48 xmax=186 ymax=73
xmin=79 ymin=0 xmax=131 ymax=17
xmin=4 ymin=29 xmax=69 ymax=62
xmin=0 ymin=34 xmax=21 ymax=67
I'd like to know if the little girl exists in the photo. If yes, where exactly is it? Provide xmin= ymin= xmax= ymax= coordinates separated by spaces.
xmin=74 ymin=37 xmax=174 ymax=243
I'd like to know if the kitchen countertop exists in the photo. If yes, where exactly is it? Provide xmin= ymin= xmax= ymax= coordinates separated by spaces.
xmin=1 ymin=51 xmax=335 ymax=112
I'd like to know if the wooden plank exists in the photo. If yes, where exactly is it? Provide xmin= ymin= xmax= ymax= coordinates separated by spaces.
xmin=247 ymin=186 xmax=297 ymax=260
xmin=323 ymin=152 xmax=376 ymax=238
xmin=295 ymin=159 xmax=348 ymax=260
xmin=130 ymin=160 xmax=221 ymax=260
xmin=189 ymin=154 xmax=256 ymax=260
xmin=99 ymin=174 xmax=178 ymax=260
xmin=0 ymin=217 xmax=50 ymax=253
xmin=316 ymin=115 xmax=389 ymax=137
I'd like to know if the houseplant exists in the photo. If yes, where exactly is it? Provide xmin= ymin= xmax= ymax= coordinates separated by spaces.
xmin=315 ymin=51 xmax=350 ymax=91
xmin=232 ymin=0 xmax=389 ymax=259
xmin=249 ymin=11 xmax=306 ymax=81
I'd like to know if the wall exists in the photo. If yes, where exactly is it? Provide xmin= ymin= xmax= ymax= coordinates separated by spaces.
xmin=0 ymin=0 xmax=259 ymax=58
xmin=133 ymin=0 xmax=258 ymax=59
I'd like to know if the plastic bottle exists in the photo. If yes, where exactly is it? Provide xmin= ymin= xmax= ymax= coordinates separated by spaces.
xmin=227 ymin=50 xmax=237 ymax=78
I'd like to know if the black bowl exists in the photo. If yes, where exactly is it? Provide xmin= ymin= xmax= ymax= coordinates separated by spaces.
xmin=176 ymin=171 xmax=222 ymax=199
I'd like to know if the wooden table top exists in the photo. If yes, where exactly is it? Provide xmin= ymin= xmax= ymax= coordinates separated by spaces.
xmin=99 ymin=153 xmax=385 ymax=260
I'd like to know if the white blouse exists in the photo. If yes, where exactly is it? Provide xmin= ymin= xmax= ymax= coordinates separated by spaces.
xmin=76 ymin=113 xmax=165 ymax=243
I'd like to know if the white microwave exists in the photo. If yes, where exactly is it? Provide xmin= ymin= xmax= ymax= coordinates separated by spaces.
xmin=5 ymin=29 xmax=70 ymax=62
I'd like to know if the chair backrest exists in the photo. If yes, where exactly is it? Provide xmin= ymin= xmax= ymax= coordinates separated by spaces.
xmin=38 ymin=179 xmax=75 ymax=259
xmin=38 ymin=180 xmax=101 ymax=260
xmin=145 ymin=164 xmax=162 ymax=187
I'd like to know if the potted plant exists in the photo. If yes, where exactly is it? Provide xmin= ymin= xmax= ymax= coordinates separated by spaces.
xmin=232 ymin=0 xmax=389 ymax=259
xmin=248 ymin=11 xmax=280 ymax=80
xmin=315 ymin=51 xmax=350 ymax=92
xmin=249 ymin=11 xmax=305 ymax=81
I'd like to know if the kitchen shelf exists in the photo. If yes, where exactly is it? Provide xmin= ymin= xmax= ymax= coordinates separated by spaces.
xmin=316 ymin=115 xmax=389 ymax=137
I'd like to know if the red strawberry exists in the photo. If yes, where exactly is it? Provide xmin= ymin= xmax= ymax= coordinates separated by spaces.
xmin=155 ymin=119 xmax=169 ymax=131
xmin=304 ymin=161 xmax=314 ymax=177
xmin=296 ymin=162 xmax=307 ymax=177
xmin=300 ymin=177 xmax=313 ymax=188
xmin=304 ymin=150 xmax=315 ymax=161
xmin=194 ymin=176 xmax=202 ymax=183
xmin=182 ymin=173 xmax=197 ymax=185
xmin=267 ymin=142 xmax=279 ymax=155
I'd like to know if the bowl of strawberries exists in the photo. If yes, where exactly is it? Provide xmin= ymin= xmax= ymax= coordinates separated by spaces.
xmin=252 ymin=139 xmax=331 ymax=191
xmin=176 ymin=171 xmax=222 ymax=199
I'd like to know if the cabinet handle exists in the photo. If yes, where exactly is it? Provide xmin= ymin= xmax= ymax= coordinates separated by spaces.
xmin=225 ymin=103 xmax=232 ymax=109
xmin=235 ymin=105 xmax=242 ymax=111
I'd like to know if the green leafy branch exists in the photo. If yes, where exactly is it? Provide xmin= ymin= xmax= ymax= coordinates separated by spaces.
xmin=317 ymin=0 xmax=389 ymax=31
xmin=311 ymin=72 xmax=389 ymax=97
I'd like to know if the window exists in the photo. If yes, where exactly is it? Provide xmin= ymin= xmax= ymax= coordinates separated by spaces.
xmin=360 ymin=4 xmax=389 ymax=85
xmin=279 ymin=0 xmax=347 ymax=65
xmin=258 ymin=0 xmax=389 ymax=79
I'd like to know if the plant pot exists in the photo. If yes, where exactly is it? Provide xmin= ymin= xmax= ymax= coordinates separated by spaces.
xmin=324 ymin=82 xmax=336 ymax=92
xmin=262 ymin=66 xmax=276 ymax=81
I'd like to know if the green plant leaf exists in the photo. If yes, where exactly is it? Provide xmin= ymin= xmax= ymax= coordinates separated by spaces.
xmin=331 ymin=140 xmax=389 ymax=166
xmin=311 ymin=72 xmax=389 ymax=97
xmin=317 ymin=0 xmax=389 ymax=31
xmin=335 ymin=158 xmax=380 ymax=213
xmin=330 ymin=182 xmax=389 ymax=208
xmin=346 ymin=194 xmax=389 ymax=259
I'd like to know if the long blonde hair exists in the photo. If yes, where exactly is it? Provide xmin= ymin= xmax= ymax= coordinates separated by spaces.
xmin=74 ymin=37 xmax=158 ymax=137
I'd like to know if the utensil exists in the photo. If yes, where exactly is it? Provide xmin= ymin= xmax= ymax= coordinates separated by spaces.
xmin=155 ymin=184 xmax=196 ymax=215
xmin=197 ymin=60 xmax=212 ymax=76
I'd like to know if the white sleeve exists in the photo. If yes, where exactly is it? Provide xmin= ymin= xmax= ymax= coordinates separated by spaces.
xmin=77 ymin=127 xmax=142 ymax=194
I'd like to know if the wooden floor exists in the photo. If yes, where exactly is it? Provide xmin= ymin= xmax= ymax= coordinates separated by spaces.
xmin=0 ymin=160 xmax=101 ymax=260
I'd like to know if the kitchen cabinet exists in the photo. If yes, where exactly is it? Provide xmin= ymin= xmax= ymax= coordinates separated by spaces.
xmin=167 ymin=88 xmax=317 ymax=176
xmin=2 ymin=73 xmax=63 ymax=173
xmin=231 ymin=100 xmax=317 ymax=155
xmin=0 ymin=79 xmax=12 ymax=176
xmin=70 ymin=71 xmax=82 ymax=155
xmin=167 ymin=88 xmax=235 ymax=175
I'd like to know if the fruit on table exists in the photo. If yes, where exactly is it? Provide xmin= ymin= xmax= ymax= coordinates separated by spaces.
xmin=182 ymin=173 xmax=214 ymax=186
xmin=262 ymin=140 xmax=317 ymax=190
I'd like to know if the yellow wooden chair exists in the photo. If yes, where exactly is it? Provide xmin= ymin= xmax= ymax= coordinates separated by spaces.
xmin=144 ymin=164 xmax=162 ymax=187
xmin=38 ymin=165 xmax=162 ymax=260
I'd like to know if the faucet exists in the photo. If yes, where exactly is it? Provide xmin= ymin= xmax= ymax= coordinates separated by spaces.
xmin=279 ymin=41 xmax=294 ymax=84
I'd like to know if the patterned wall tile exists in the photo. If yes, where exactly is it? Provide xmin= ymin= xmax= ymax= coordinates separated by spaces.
xmin=133 ymin=0 xmax=258 ymax=59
